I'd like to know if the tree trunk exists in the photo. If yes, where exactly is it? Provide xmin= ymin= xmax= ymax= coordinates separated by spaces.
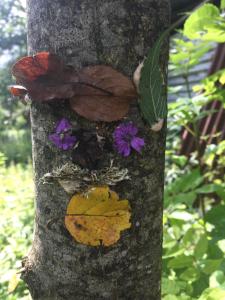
xmin=24 ymin=0 xmax=170 ymax=299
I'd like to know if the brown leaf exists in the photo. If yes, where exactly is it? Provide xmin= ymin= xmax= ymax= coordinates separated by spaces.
xmin=11 ymin=52 xmax=79 ymax=101
xmin=11 ymin=52 xmax=137 ymax=121
xmin=70 ymin=65 xmax=137 ymax=122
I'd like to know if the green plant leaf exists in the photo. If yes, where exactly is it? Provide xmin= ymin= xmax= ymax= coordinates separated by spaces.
xmin=201 ymin=259 xmax=223 ymax=275
xmin=169 ymin=211 xmax=194 ymax=222
xmin=196 ymin=184 xmax=221 ymax=194
xmin=167 ymin=255 xmax=194 ymax=269
xmin=164 ymin=192 xmax=197 ymax=208
xmin=165 ymin=168 xmax=203 ymax=195
xmin=139 ymin=30 xmax=169 ymax=126
xmin=194 ymin=234 xmax=208 ymax=259
xmin=205 ymin=205 xmax=225 ymax=239
xmin=209 ymin=271 xmax=225 ymax=288
xmin=163 ymin=295 xmax=178 ymax=300
xmin=221 ymin=0 xmax=225 ymax=10
xmin=180 ymin=267 xmax=200 ymax=282
xmin=162 ymin=278 xmax=181 ymax=295
xmin=199 ymin=287 xmax=225 ymax=300
xmin=183 ymin=4 xmax=225 ymax=42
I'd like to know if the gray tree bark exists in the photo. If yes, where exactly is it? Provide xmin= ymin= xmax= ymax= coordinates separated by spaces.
xmin=24 ymin=0 xmax=170 ymax=299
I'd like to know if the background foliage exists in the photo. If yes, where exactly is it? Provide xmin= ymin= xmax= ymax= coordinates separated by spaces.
xmin=0 ymin=1 xmax=225 ymax=299
xmin=0 ymin=0 xmax=31 ymax=164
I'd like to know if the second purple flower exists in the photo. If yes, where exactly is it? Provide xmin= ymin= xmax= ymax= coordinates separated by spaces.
xmin=113 ymin=122 xmax=145 ymax=157
xmin=49 ymin=118 xmax=77 ymax=150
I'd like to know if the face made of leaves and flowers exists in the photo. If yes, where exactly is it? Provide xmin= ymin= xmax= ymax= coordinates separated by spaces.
xmin=49 ymin=118 xmax=77 ymax=150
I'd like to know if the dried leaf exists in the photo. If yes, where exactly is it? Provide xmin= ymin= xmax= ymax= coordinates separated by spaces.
xmin=12 ymin=52 xmax=65 ymax=81
xmin=11 ymin=52 xmax=137 ymax=121
xmin=11 ymin=52 xmax=79 ymax=101
xmin=65 ymin=186 xmax=131 ymax=246
xmin=70 ymin=65 xmax=137 ymax=121
xmin=70 ymin=95 xmax=131 ymax=122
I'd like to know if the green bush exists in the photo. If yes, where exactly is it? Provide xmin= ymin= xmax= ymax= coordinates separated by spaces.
xmin=0 ymin=162 xmax=34 ymax=299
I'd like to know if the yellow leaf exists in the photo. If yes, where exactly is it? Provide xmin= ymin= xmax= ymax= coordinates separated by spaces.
xmin=219 ymin=73 xmax=225 ymax=85
xmin=192 ymin=84 xmax=203 ymax=92
xmin=8 ymin=272 xmax=20 ymax=293
xmin=65 ymin=186 xmax=131 ymax=246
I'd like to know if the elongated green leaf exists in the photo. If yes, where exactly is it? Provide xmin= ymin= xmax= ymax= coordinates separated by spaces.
xmin=139 ymin=30 xmax=169 ymax=126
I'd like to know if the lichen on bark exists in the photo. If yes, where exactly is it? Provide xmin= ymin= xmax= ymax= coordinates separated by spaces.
xmin=24 ymin=0 xmax=171 ymax=299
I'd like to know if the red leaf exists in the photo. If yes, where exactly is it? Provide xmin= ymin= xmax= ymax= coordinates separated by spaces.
xmin=12 ymin=52 xmax=64 ymax=82
xmin=9 ymin=85 xmax=27 ymax=97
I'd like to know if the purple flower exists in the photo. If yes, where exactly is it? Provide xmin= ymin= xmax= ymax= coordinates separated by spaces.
xmin=49 ymin=118 xmax=77 ymax=150
xmin=113 ymin=122 xmax=145 ymax=157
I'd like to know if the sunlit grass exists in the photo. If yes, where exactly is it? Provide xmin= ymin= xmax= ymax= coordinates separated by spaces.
xmin=0 ymin=163 xmax=34 ymax=300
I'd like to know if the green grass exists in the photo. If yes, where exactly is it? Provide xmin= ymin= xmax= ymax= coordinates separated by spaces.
xmin=0 ymin=163 xmax=34 ymax=300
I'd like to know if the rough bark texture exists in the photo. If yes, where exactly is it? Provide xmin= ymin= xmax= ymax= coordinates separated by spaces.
xmin=24 ymin=1 xmax=170 ymax=299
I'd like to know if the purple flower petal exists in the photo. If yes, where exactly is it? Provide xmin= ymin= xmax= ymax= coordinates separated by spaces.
xmin=113 ymin=122 xmax=138 ymax=141
xmin=125 ymin=122 xmax=138 ymax=136
xmin=62 ymin=135 xmax=77 ymax=150
xmin=115 ymin=141 xmax=131 ymax=157
xmin=55 ymin=118 xmax=72 ymax=134
xmin=131 ymin=137 xmax=145 ymax=153
xmin=49 ymin=133 xmax=62 ymax=147
xmin=49 ymin=123 xmax=77 ymax=150
xmin=122 ymin=145 xmax=131 ymax=157
xmin=113 ymin=122 xmax=144 ymax=156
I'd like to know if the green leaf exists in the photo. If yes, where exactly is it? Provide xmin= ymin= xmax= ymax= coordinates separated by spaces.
xmin=167 ymin=255 xmax=194 ymax=269
xmin=194 ymin=234 xmax=208 ymax=259
xmin=199 ymin=287 xmax=225 ymax=300
xmin=201 ymin=259 xmax=223 ymax=275
xmin=221 ymin=0 xmax=225 ymax=10
xmin=209 ymin=271 xmax=225 ymax=288
xmin=165 ymin=168 xmax=203 ymax=195
xmin=184 ymin=4 xmax=225 ymax=42
xmin=180 ymin=267 xmax=200 ymax=282
xmin=218 ymin=240 xmax=225 ymax=254
xmin=139 ymin=30 xmax=169 ymax=126
xmin=205 ymin=205 xmax=225 ymax=239
xmin=163 ymin=245 xmax=185 ymax=259
xmin=163 ymin=295 xmax=178 ymax=300
xmin=164 ymin=192 xmax=197 ymax=208
xmin=169 ymin=211 xmax=194 ymax=221
xmin=162 ymin=278 xmax=181 ymax=295
xmin=196 ymin=184 xmax=221 ymax=194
